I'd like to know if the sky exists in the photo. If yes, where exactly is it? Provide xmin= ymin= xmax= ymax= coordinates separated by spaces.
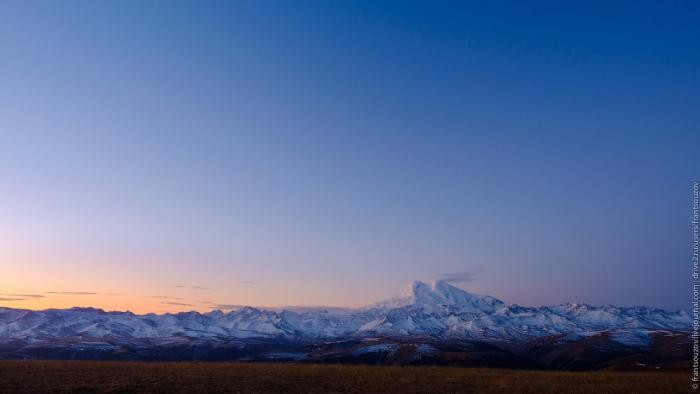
xmin=0 ymin=1 xmax=698 ymax=313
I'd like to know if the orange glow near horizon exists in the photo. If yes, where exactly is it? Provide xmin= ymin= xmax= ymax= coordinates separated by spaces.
xmin=0 ymin=293 xmax=209 ymax=315
xmin=0 ymin=291 xmax=366 ymax=315
xmin=0 ymin=248 xmax=375 ymax=314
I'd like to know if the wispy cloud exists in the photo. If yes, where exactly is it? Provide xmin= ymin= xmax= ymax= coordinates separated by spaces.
xmin=0 ymin=297 xmax=26 ymax=301
xmin=160 ymin=301 xmax=195 ymax=307
xmin=150 ymin=295 xmax=184 ymax=300
xmin=0 ymin=293 xmax=45 ymax=298
xmin=169 ymin=285 xmax=212 ymax=290
xmin=239 ymin=281 xmax=254 ymax=285
xmin=439 ymin=268 xmax=485 ymax=284
xmin=213 ymin=304 xmax=245 ymax=310
xmin=45 ymin=291 xmax=120 ymax=296
xmin=47 ymin=291 xmax=98 ymax=295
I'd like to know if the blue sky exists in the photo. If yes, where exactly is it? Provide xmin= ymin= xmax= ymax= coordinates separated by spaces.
xmin=0 ymin=1 xmax=698 ymax=311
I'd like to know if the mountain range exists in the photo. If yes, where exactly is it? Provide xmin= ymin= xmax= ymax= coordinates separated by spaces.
xmin=0 ymin=281 xmax=690 ymax=370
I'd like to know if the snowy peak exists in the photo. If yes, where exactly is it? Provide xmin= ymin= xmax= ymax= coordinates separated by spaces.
xmin=431 ymin=280 xmax=506 ymax=312
xmin=0 ymin=280 xmax=690 ymax=346
xmin=370 ymin=280 xmax=505 ymax=313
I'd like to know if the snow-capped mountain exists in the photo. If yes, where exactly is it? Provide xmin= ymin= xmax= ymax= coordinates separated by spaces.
xmin=0 ymin=280 xmax=688 ymax=342
xmin=0 ymin=281 xmax=690 ymax=368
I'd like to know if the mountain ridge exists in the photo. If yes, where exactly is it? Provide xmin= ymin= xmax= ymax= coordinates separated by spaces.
xmin=0 ymin=281 xmax=688 ymax=340
xmin=0 ymin=281 xmax=690 ymax=369
xmin=3 ymin=280 xmax=686 ymax=316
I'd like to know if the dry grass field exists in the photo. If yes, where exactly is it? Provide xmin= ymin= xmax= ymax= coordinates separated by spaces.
xmin=0 ymin=361 xmax=690 ymax=393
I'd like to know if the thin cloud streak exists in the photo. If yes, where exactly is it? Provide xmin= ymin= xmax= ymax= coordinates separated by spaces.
xmin=47 ymin=291 xmax=98 ymax=295
xmin=161 ymin=301 xmax=195 ymax=307
xmin=213 ymin=304 xmax=245 ymax=310
xmin=45 ymin=291 xmax=121 ymax=296
xmin=150 ymin=296 xmax=184 ymax=300
xmin=439 ymin=268 xmax=486 ymax=284
xmin=0 ymin=293 xmax=45 ymax=298
xmin=169 ymin=285 xmax=212 ymax=290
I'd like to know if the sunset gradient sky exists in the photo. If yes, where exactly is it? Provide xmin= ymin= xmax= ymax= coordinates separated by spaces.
xmin=1 ymin=1 xmax=698 ymax=313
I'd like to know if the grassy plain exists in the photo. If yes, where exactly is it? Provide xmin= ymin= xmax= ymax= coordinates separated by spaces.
xmin=0 ymin=361 xmax=689 ymax=393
